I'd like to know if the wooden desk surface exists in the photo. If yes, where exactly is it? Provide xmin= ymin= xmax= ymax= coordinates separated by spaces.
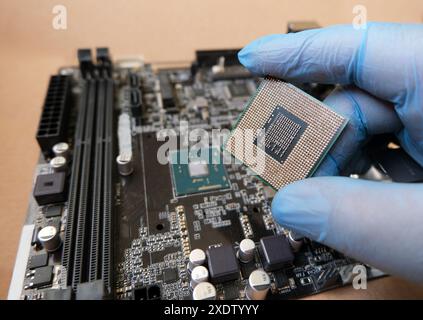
xmin=1 ymin=0 xmax=423 ymax=299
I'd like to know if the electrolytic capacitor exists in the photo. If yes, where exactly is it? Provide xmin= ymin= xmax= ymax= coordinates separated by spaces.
xmin=190 ymin=265 xmax=209 ymax=289
xmin=245 ymin=269 xmax=271 ymax=300
xmin=238 ymin=238 xmax=255 ymax=263
xmin=52 ymin=142 xmax=70 ymax=159
xmin=50 ymin=156 xmax=67 ymax=173
xmin=116 ymin=152 xmax=134 ymax=176
xmin=192 ymin=282 xmax=217 ymax=300
xmin=188 ymin=248 xmax=206 ymax=272
xmin=288 ymin=231 xmax=304 ymax=252
xmin=37 ymin=226 xmax=62 ymax=252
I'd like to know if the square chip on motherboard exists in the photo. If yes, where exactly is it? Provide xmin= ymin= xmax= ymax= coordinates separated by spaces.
xmin=170 ymin=147 xmax=230 ymax=196
xmin=224 ymin=77 xmax=347 ymax=189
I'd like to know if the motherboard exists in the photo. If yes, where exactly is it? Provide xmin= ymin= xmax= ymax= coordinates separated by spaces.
xmin=9 ymin=47 xmax=392 ymax=301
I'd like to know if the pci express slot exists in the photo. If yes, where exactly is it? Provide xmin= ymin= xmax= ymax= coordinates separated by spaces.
xmin=62 ymin=74 xmax=114 ymax=294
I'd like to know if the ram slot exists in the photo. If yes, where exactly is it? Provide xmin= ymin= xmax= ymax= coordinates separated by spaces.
xmin=61 ymin=79 xmax=93 ymax=286
xmin=89 ymin=78 xmax=105 ymax=281
xmin=71 ymin=78 xmax=97 ymax=287
xmin=88 ymin=76 xmax=114 ymax=292
xmin=102 ymin=78 xmax=114 ymax=290
xmin=62 ymin=71 xmax=114 ymax=295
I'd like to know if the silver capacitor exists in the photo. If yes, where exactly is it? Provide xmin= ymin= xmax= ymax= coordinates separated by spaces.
xmin=37 ymin=226 xmax=62 ymax=252
xmin=288 ymin=231 xmax=304 ymax=252
xmin=192 ymin=282 xmax=217 ymax=300
xmin=245 ymin=269 xmax=271 ymax=300
xmin=50 ymin=156 xmax=67 ymax=173
xmin=52 ymin=142 xmax=70 ymax=159
xmin=188 ymin=248 xmax=206 ymax=272
xmin=190 ymin=265 xmax=209 ymax=289
xmin=238 ymin=238 xmax=255 ymax=263
xmin=116 ymin=152 xmax=134 ymax=176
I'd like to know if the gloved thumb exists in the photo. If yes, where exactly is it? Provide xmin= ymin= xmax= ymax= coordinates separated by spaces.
xmin=271 ymin=177 xmax=423 ymax=283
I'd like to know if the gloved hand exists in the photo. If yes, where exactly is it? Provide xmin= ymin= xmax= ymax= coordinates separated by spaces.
xmin=238 ymin=22 xmax=423 ymax=283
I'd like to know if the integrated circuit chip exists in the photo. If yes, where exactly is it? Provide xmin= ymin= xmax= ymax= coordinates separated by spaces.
xmin=224 ymin=77 xmax=347 ymax=189
xmin=170 ymin=148 xmax=230 ymax=196
xmin=163 ymin=268 xmax=179 ymax=283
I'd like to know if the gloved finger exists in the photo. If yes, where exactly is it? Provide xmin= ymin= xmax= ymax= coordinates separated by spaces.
xmin=238 ymin=23 xmax=423 ymax=103
xmin=238 ymin=23 xmax=423 ymax=165
xmin=271 ymin=176 xmax=423 ymax=283
xmin=238 ymin=23 xmax=423 ymax=167
xmin=238 ymin=27 xmax=357 ymax=85
xmin=313 ymin=86 xmax=402 ymax=176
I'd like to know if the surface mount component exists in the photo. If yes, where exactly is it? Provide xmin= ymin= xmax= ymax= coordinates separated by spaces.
xmin=33 ymin=172 xmax=67 ymax=205
xmin=116 ymin=152 xmax=134 ymax=176
xmin=207 ymin=245 xmax=240 ymax=283
xmin=238 ymin=238 xmax=256 ymax=263
xmin=50 ymin=156 xmax=68 ymax=173
xmin=190 ymin=265 xmax=209 ymax=288
xmin=224 ymin=77 xmax=347 ymax=189
xmin=188 ymin=249 xmax=206 ymax=271
xmin=26 ymin=266 xmax=54 ymax=289
xmin=52 ymin=142 xmax=70 ymax=159
xmin=28 ymin=253 xmax=49 ymax=270
xmin=192 ymin=282 xmax=217 ymax=300
xmin=260 ymin=235 xmax=294 ymax=271
xmin=245 ymin=269 xmax=271 ymax=300
xmin=163 ymin=268 xmax=179 ymax=284
xmin=288 ymin=231 xmax=304 ymax=252
xmin=170 ymin=148 xmax=230 ymax=196
xmin=37 ymin=226 xmax=62 ymax=252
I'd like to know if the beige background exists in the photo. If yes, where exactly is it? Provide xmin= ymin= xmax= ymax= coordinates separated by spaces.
xmin=1 ymin=0 xmax=423 ymax=299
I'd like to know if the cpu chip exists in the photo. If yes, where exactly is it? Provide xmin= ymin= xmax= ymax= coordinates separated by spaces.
xmin=170 ymin=147 xmax=230 ymax=196
xmin=224 ymin=77 xmax=347 ymax=189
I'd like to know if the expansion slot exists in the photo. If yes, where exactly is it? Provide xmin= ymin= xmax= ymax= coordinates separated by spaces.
xmin=62 ymin=49 xmax=114 ymax=296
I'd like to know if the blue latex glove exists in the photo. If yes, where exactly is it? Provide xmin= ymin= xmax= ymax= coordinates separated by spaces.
xmin=239 ymin=22 xmax=423 ymax=283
